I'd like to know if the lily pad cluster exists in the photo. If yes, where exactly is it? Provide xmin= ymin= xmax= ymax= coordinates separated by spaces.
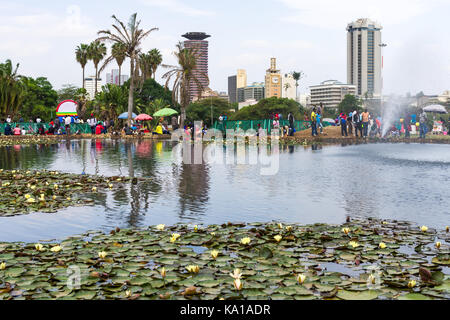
xmin=0 ymin=169 xmax=135 ymax=217
xmin=0 ymin=217 xmax=448 ymax=300
xmin=0 ymin=136 xmax=66 ymax=147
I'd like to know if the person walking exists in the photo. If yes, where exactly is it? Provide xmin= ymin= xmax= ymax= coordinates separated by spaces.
xmin=310 ymin=108 xmax=317 ymax=137
xmin=419 ymin=109 xmax=428 ymax=139
xmin=361 ymin=109 xmax=370 ymax=137
xmin=339 ymin=113 xmax=348 ymax=136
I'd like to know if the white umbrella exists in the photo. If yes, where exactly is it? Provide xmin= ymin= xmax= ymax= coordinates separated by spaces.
xmin=423 ymin=105 xmax=448 ymax=114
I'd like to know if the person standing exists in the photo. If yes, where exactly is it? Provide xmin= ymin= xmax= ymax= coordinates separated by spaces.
xmin=6 ymin=115 xmax=11 ymax=123
xmin=310 ymin=108 xmax=317 ymax=137
xmin=316 ymin=112 xmax=323 ymax=134
xmin=339 ymin=113 xmax=348 ymax=137
xmin=353 ymin=110 xmax=362 ymax=137
xmin=361 ymin=109 xmax=370 ymax=137
xmin=65 ymin=115 xmax=72 ymax=135
xmin=288 ymin=112 xmax=295 ymax=136
xmin=419 ymin=109 xmax=428 ymax=139
xmin=404 ymin=113 xmax=411 ymax=138
xmin=88 ymin=114 xmax=97 ymax=134
xmin=347 ymin=111 xmax=353 ymax=135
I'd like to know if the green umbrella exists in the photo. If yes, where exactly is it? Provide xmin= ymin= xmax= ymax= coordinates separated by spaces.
xmin=153 ymin=108 xmax=178 ymax=117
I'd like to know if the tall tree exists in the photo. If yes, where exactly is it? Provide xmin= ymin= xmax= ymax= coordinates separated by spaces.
xmin=162 ymin=42 xmax=208 ymax=128
xmin=75 ymin=44 xmax=89 ymax=89
xmin=148 ymin=48 xmax=162 ymax=79
xmin=292 ymin=71 xmax=304 ymax=102
xmin=0 ymin=59 xmax=24 ymax=117
xmin=87 ymin=41 xmax=107 ymax=97
xmin=100 ymin=42 xmax=127 ymax=86
xmin=97 ymin=13 xmax=158 ymax=126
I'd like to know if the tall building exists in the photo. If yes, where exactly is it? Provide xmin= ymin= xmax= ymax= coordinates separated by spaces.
xmin=264 ymin=58 xmax=281 ymax=98
xmin=309 ymin=80 xmax=356 ymax=109
xmin=237 ymin=82 xmax=265 ymax=103
xmin=106 ymin=69 xmax=129 ymax=85
xmin=281 ymin=73 xmax=297 ymax=101
xmin=84 ymin=76 xmax=102 ymax=100
xmin=182 ymin=32 xmax=210 ymax=102
xmin=237 ymin=69 xmax=247 ymax=89
xmin=228 ymin=75 xmax=237 ymax=104
xmin=347 ymin=18 xmax=383 ymax=98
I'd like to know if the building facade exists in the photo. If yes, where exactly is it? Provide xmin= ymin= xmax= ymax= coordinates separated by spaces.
xmin=309 ymin=80 xmax=356 ymax=109
xmin=228 ymin=75 xmax=237 ymax=103
xmin=182 ymin=32 xmax=210 ymax=102
xmin=264 ymin=58 xmax=281 ymax=98
xmin=347 ymin=18 xmax=383 ymax=98
xmin=237 ymin=82 xmax=265 ymax=103
xmin=281 ymin=73 xmax=297 ymax=101
xmin=84 ymin=76 xmax=102 ymax=100
xmin=106 ymin=69 xmax=129 ymax=86
xmin=237 ymin=69 xmax=247 ymax=89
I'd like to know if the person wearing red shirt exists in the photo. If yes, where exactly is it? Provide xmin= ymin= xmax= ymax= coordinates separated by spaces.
xmin=13 ymin=125 xmax=21 ymax=135
xmin=95 ymin=122 xmax=104 ymax=135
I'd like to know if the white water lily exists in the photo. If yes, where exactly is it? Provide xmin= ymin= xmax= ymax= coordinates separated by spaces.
xmin=50 ymin=245 xmax=62 ymax=253
xmin=420 ymin=226 xmax=428 ymax=232
xmin=0 ymin=262 xmax=6 ymax=270
xmin=233 ymin=278 xmax=243 ymax=291
xmin=297 ymin=274 xmax=306 ymax=284
xmin=156 ymin=224 xmax=165 ymax=231
xmin=98 ymin=251 xmax=107 ymax=259
xmin=229 ymin=268 xmax=242 ymax=280
xmin=210 ymin=250 xmax=219 ymax=259
xmin=35 ymin=243 xmax=44 ymax=251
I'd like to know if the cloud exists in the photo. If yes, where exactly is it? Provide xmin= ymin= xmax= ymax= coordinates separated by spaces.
xmin=278 ymin=0 xmax=439 ymax=29
xmin=140 ymin=0 xmax=214 ymax=16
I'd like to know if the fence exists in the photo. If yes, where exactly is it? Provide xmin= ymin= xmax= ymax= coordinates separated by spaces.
xmin=213 ymin=119 xmax=332 ymax=134
xmin=0 ymin=123 xmax=93 ymax=134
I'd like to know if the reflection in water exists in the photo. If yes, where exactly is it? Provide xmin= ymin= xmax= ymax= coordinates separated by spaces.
xmin=0 ymin=140 xmax=449 ymax=242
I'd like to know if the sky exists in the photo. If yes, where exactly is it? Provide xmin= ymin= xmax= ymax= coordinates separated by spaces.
xmin=0 ymin=0 xmax=449 ymax=96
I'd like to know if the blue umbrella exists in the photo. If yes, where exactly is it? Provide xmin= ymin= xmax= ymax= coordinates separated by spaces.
xmin=118 ymin=112 xmax=137 ymax=119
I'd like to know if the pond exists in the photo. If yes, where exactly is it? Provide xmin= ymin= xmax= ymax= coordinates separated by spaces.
xmin=0 ymin=139 xmax=449 ymax=242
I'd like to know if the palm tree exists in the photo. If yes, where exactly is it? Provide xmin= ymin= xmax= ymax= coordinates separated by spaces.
xmin=87 ymin=41 xmax=107 ymax=97
xmin=162 ymin=42 xmax=208 ymax=128
xmin=0 ymin=59 xmax=24 ymax=117
xmin=97 ymin=13 xmax=158 ymax=126
xmin=100 ymin=42 xmax=127 ymax=86
xmin=148 ymin=48 xmax=162 ymax=79
xmin=292 ymin=71 xmax=304 ymax=102
xmin=138 ymin=52 xmax=152 ymax=83
xmin=75 ymin=44 xmax=89 ymax=89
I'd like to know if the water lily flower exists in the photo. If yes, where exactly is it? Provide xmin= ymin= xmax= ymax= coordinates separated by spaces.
xmin=368 ymin=274 xmax=376 ymax=284
xmin=210 ymin=250 xmax=219 ymax=259
xmin=66 ymin=197 xmax=71 ymax=201
xmin=186 ymin=265 xmax=200 ymax=273
xmin=0 ymin=262 xmax=6 ymax=270
xmin=342 ymin=228 xmax=350 ymax=235
xmin=26 ymin=198 xmax=36 ymax=203
xmin=156 ymin=224 xmax=165 ymax=231
xmin=98 ymin=251 xmax=107 ymax=259
xmin=435 ymin=242 xmax=441 ymax=249
xmin=194 ymin=225 xmax=198 ymax=232
xmin=45 ymin=182 xmax=49 ymax=186
xmin=54 ymin=184 xmax=58 ymax=189
xmin=27 ymin=183 xmax=31 ymax=188
xmin=297 ymin=274 xmax=306 ymax=284
xmin=408 ymin=280 xmax=416 ymax=288
xmin=229 ymin=268 xmax=242 ymax=279
xmin=2 ymin=182 xmax=10 ymax=187
xmin=285 ymin=226 xmax=293 ymax=232
xmin=52 ymin=195 xmax=56 ymax=200
xmin=40 ymin=194 xmax=45 ymax=201
xmin=160 ymin=267 xmax=166 ymax=278
xmin=210 ymin=232 xmax=216 ymax=236
xmin=24 ymin=194 xmax=31 ymax=199
xmin=50 ymin=245 xmax=62 ymax=253
xmin=446 ymin=226 xmax=449 ymax=232
xmin=420 ymin=226 xmax=428 ymax=232
xmin=35 ymin=243 xmax=44 ymax=251
xmin=379 ymin=242 xmax=387 ymax=249
xmin=170 ymin=233 xmax=181 ymax=243
xmin=92 ymin=187 xmax=97 ymax=192
xmin=348 ymin=241 xmax=359 ymax=248
xmin=125 ymin=290 xmax=131 ymax=297
xmin=274 ymin=235 xmax=282 ymax=242
xmin=240 ymin=237 xmax=251 ymax=245
xmin=233 ymin=278 xmax=243 ymax=291
xmin=108 ymin=184 xmax=113 ymax=188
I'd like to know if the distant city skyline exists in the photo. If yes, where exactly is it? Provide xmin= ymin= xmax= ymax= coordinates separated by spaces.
xmin=0 ymin=0 xmax=449 ymax=96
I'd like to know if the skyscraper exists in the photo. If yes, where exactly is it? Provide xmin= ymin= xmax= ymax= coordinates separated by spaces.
xmin=347 ymin=18 xmax=383 ymax=98
xmin=84 ymin=76 xmax=102 ymax=100
xmin=264 ymin=58 xmax=281 ymax=98
xmin=228 ymin=75 xmax=237 ymax=104
xmin=106 ymin=69 xmax=129 ymax=86
xmin=182 ymin=32 xmax=210 ymax=101
xmin=236 ymin=69 xmax=247 ymax=89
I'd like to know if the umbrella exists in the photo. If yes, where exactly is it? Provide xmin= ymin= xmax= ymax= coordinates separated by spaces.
xmin=135 ymin=113 xmax=153 ymax=121
xmin=118 ymin=112 xmax=137 ymax=119
xmin=153 ymin=108 xmax=178 ymax=117
xmin=423 ymin=105 xmax=448 ymax=114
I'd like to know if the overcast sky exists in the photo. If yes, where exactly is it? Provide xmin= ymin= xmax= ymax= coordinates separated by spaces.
xmin=1 ymin=0 xmax=449 ymax=96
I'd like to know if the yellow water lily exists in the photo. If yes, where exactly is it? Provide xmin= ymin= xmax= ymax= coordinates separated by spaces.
xmin=379 ymin=242 xmax=386 ymax=249
xmin=24 ymin=194 xmax=31 ymax=199
xmin=170 ymin=233 xmax=181 ymax=243
xmin=125 ymin=290 xmax=131 ymax=297
xmin=348 ymin=241 xmax=359 ymax=248
xmin=210 ymin=250 xmax=219 ymax=259
xmin=408 ymin=280 xmax=416 ymax=288
xmin=233 ymin=278 xmax=243 ymax=291
xmin=186 ymin=265 xmax=200 ymax=273
xmin=285 ymin=226 xmax=293 ymax=232
xmin=160 ymin=267 xmax=166 ymax=278
xmin=52 ymin=195 xmax=56 ymax=200
xmin=26 ymin=198 xmax=36 ymax=203
xmin=368 ymin=274 xmax=376 ymax=284
xmin=54 ymin=184 xmax=58 ymax=189
xmin=210 ymin=232 xmax=216 ymax=236
xmin=40 ymin=194 xmax=45 ymax=201
xmin=0 ymin=262 xmax=5 ymax=270
xmin=156 ymin=224 xmax=165 ymax=231
xmin=2 ymin=182 xmax=10 ymax=187
xmin=229 ymin=268 xmax=242 ymax=280
xmin=342 ymin=227 xmax=350 ymax=235
xmin=435 ymin=242 xmax=441 ymax=249
xmin=194 ymin=225 xmax=198 ymax=232
xmin=92 ymin=187 xmax=97 ymax=192
xmin=98 ymin=251 xmax=107 ymax=259
xmin=240 ymin=237 xmax=251 ymax=245
xmin=274 ymin=235 xmax=282 ymax=242
xmin=30 ymin=185 xmax=36 ymax=190
xmin=50 ymin=245 xmax=62 ymax=253
xmin=108 ymin=184 xmax=113 ymax=188
xmin=66 ymin=197 xmax=71 ymax=201
xmin=35 ymin=243 xmax=44 ymax=251
xmin=420 ymin=226 xmax=428 ymax=232
xmin=297 ymin=274 xmax=306 ymax=284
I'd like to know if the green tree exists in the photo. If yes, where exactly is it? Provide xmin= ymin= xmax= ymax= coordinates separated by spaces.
xmin=87 ymin=41 xmax=107 ymax=97
xmin=94 ymin=84 xmax=128 ymax=120
xmin=292 ymin=71 xmax=304 ymax=101
xmin=162 ymin=42 xmax=209 ymax=128
xmin=57 ymin=84 xmax=79 ymax=101
xmin=0 ymin=59 xmax=24 ymax=118
xmin=135 ymin=78 xmax=173 ymax=108
xmin=20 ymin=77 xmax=58 ymax=121
xmin=97 ymin=13 xmax=159 ymax=126
xmin=148 ymin=48 xmax=162 ymax=79
xmin=186 ymin=97 xmax=232 ymax=126
xmin=337 ymin=94 xmax=362 ymax=114
xmin=230 ymin=97 xmax=303 ymax=121
xmin=75 ymin=44 xmax=89 ymax=89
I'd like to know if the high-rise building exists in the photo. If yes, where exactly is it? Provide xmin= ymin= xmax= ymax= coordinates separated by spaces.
xmin=237 ymin=82 xmax=265 ymax=103
xmin=237 ymin=69 xmax=247 ymax=89
xmin=347 ymin=18 xmax=383 ymax=98
xmin=281 ymin=73 xmax=297 ymax=101
xmin=84 ymin=76 xmax=102 ymax=100
xmin=182 ymin=32 xmax=210 ymax=102
xmin=106 ymin=69 xmax=129 ymax=85
xmin=264 ymin=58 xmax=281 ymax=98
xmin=228 ymin=75 xmax=237 ymax=103
xmin=309 ymin=80 xmax=356 ymax=109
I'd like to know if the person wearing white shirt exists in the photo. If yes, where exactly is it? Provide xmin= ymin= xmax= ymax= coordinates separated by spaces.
xmin=65 ymin=116 xmax=72 ymax=135
xmin=6 ymin=116 xmax=11 ymax=123
xmin=36 ymin=118 xmax=41 ymax=123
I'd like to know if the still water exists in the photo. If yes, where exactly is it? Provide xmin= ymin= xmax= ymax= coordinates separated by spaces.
xmin=0 ymin=139 xmax=449 ymax=242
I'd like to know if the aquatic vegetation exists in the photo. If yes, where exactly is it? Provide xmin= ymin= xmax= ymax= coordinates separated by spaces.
xmin=0 ymin=169 xmax=133 ymax=217
xmin=0 ymin=217 xmax=448 ymax=300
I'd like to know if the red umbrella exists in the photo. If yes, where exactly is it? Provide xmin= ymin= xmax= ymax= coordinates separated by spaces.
xmin=135 ymin=114 xmax=153 ymax=121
